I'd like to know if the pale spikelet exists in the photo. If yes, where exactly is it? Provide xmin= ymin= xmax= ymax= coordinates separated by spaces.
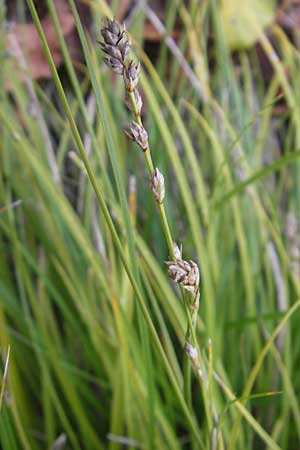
xmin=173 ymin=242 xmax=182 ymax=260
xmin=124 ymin=121 xmax=148 ymax=151
xmin=151 ymin=168 xmax=165 ymax=203
xmin=50 ymin=433 xmax=67 ymax=450
xmin=185 ymin=342 xmax=198 ymax=360
xmin=184 ymin=343 xmax=203 ymax=379
xmin=166 ymin=258 xmax=199 ymax=295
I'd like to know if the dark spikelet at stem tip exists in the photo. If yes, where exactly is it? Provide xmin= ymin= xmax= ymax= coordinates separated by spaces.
xmin=99 ymin=17 xmax=131 ymax=74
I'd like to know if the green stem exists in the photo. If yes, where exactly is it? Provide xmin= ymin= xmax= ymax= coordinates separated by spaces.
xmin=127 ymin=87 xmax=199 ymax=409
xmin=127 ymin=45 xmax=210 ymax=435
xmin=158 ymin=203 xmax=174 ymax=259
xmin=183 ymin=342 xmax=192 ymax=408
xmin=127 ymin=90 xmax=175 ymax=259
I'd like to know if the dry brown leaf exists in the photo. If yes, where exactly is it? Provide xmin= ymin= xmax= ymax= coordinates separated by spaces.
xmin=6 ymin=0 xmax=76 ymax=81
xmin=276 ymin=2 xmax=300 ymax=31
xmin=115 ymin=0 xmax=132 ymax=21
xmin=115 ymin=0 xmax=180 ymax=42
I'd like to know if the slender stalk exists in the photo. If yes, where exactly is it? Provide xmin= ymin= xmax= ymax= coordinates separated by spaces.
xmin=126 ymin=89 xmax=175 ymax=259
xmin=125 ymin=54 xmax=202 ymax=408
xmin=120 ymin=20 xmax=205 ymax=416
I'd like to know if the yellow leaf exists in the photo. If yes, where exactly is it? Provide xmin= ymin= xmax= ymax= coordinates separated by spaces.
xmin=220 ymin=0 xmax=276 ymax=50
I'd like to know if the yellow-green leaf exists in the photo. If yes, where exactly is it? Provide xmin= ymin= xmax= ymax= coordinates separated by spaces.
xmin=220 ymin=0 xmax=276 ymax=50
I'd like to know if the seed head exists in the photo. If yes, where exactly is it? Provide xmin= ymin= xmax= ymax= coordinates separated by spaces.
xmin=100 ymin=17 xmax=131 ymax=74
xmin=124 ymin=60 xmax=141 ymax=91
xmin=101 ymin=17 xmax=121 ymax=39
xmin=124 ymin=121 xmax=148 ymax=151
xmin=166 ymin=258 xmax=200 ymax=295
xmin=151 ymin=168 xmax=165 ymax=204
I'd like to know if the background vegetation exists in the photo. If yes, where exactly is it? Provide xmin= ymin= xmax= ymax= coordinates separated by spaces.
xmin=0 ymin=0 xmax=300 ymax=449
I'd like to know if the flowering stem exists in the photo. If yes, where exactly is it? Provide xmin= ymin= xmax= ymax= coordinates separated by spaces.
xmin=126 ymin=78 xmax=204 ymax=411
xmin=99 ymin=17 xmax=201 ymax=410
xmin=127 ymin=89 xmax=176 ymax=261
xmin=126 ymin=57 xmax=201 ymax=408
